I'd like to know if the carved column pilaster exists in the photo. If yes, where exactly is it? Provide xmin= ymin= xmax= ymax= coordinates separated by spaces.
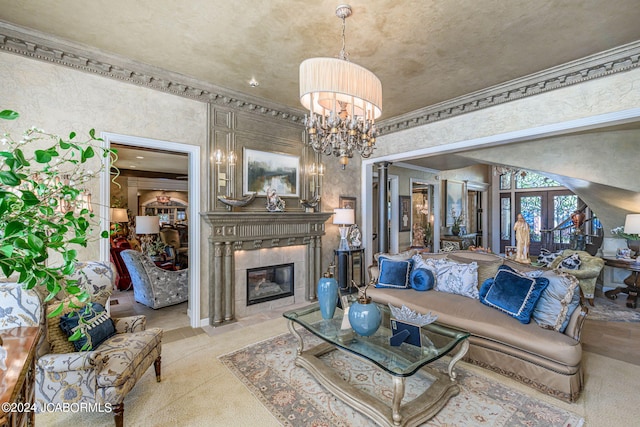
xmin=307 ymin=237 xmax=316 ymax=301
xmin=212 ymin=242 xmax=224 ymax=324
xmin=224 ymin=242 xmax=234 ymax=321
xmin=314 ymin=235 xmax=322 ymax=295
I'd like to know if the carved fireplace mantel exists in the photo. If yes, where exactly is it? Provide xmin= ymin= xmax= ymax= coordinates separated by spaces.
xmin=201 ymin=211 xmax=333 ymax=324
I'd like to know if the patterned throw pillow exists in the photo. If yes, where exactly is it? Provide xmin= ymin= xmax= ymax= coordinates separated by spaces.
xmin=532 ymin=270 xmax=581 ymax=332
xmin=480 ymin=265 xmax=549 ymax=324
xmin=59 ymin=302 xmax=116 ymax=351
xmin=430 ymin=259 xmax=479 ymax=299
xmin=375 ymin=257 xmax=413 ymax=289
xmin=536 ymin=249 xmax=563 ymax=267
xmin=560 ymin=253 xmax=581 ymax=270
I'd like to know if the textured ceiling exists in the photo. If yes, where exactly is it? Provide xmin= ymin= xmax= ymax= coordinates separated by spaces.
xmin=1 ymin=0 xmax=640 ymax=120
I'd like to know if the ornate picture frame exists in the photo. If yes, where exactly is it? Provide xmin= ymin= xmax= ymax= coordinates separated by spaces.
xmin=339 ymin=196 xmax=357 ymax=212
xmin=445 ymin=180 xmax=464 ymax=226
xmin=399 ymin=195 xmax=411 ymax=232
xmin=243 ymin=148 xmax=299 ymax=197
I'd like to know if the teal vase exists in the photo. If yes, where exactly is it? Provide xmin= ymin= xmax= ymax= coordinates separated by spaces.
xmin=348 ymin=297 xmax=382 ymax=336
xmin=317 ymin=274 xmax=339 ymax=319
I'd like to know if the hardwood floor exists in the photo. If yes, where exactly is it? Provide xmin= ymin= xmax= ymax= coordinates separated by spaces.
xmin=581 ymin=294 xmax=640 ymax=366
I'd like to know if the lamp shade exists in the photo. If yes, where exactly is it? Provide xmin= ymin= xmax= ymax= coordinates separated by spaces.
xmin=110 ymin=208 xmax=128 ymax=223
xmin=624 ymin=214 xmax=640 ymax=234
xmin=136 ymin=216 xmax=160 ymax=235
xmin=333 ymin=208 xmax=355 ymax=225
xmin=300 ymin=58 xmax=382 ymax=120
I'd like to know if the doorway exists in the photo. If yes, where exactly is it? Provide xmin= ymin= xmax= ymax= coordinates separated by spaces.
xmin=99 ymin=132 xmax=202 ymax=328
xmin=502 ymin=190 xmax=577 ymax=255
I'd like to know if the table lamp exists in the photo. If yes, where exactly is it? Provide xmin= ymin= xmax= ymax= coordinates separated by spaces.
xmin=110 ymin=208 xmax=129 ymax=236
xmin=623 ymin=213 xmax=640 ymax=259
xmin=136 ymin=215 xmax=160 ymax=255
xmin=333 ymin=208 xmax=354 ymax=251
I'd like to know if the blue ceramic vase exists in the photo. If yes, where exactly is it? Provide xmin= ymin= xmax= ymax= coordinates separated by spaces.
xmin=317 ymin=274 xmax=339 ymax=319
xmin=348 ymin=297 xmax=382 ymax=336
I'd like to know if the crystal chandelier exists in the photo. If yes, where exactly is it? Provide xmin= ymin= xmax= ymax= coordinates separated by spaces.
xmin=299 ymin=4 xmax=382 ymax=169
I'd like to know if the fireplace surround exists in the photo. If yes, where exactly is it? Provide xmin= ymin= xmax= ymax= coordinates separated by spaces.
xmin=201 ymin=211 xmax=332 ymax=324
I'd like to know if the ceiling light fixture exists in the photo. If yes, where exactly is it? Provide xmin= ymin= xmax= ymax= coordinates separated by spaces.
xmin=299 ymin=4 xmax=382 ymax=169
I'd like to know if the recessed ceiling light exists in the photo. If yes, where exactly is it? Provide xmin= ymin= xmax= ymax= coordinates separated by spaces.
xmin=136 ymin=156 xmax=144 ymax=159
xmin=249 ymin=78 xmax=259 ymax=88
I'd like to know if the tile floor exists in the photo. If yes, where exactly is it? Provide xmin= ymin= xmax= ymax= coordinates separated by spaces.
xmin=109 ymin=288 xmax=309 ymax=343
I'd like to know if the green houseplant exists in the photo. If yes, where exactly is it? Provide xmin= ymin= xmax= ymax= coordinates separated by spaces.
xmin=0 ymin=109 xmax=115 ymax=319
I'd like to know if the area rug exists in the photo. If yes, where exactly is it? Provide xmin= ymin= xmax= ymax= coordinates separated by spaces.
xmin=219 ymin=331 xmax=584 ymax=427
xmin=586 ymin=296 xmax=640 ymax=322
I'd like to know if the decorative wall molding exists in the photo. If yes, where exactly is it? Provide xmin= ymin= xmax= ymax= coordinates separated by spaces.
xmin=0 ymin=20 xmax=305 ymax=124
xmin=2 ymin=20 xmax=639 ymax=137
xmin=377 ymin=40 xmax=640 ymax=134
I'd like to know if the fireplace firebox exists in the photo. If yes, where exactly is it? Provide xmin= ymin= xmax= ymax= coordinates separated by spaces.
xmin=246 ymin=263 xmax=294 ymax=306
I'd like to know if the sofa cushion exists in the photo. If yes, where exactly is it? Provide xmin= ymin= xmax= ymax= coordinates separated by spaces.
xmin=448 ymin=253 xmax=503 ymax=287
xmin=410 ymin=268 xmax=435 ymax=291
xmin=479 ymin=265 xmax=549 ymax=324
xmin=430 ymin=259 xmax=479 ymax=299
xmin=376 ymin=257 xmax=413 ymax=289
xmin=532 ymin=270 xmax=581 ymax=333
xmin=367 ymin=286 xmax=582 ymax=367
xmin=96 ymin=328 xmax=163 ymax=387
xmin=59 ymin=302 xmax=116 ymax=351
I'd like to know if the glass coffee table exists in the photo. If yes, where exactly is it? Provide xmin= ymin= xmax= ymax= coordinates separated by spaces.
xmin=283 ymin=301 xmax=470 ymax=427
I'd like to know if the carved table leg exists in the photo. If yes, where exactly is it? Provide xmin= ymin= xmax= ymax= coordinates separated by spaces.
xmin=448 ymin=340 xmax=469 ymax=381
xmin=391 ymin=376 xmax=406 ymax=426
xmin=154 ymin=355 xmax=162 ymax=382
xmin=287 ymin=320 xmax=304 ymax=355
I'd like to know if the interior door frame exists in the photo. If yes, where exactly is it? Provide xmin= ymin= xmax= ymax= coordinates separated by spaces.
xmin=99 ymin=133 xmax=202 ymax=328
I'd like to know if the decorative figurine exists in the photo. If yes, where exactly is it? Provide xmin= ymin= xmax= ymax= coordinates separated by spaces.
xmin=349 ymin=224 xmax=362 ymax=248
xmin=514 ymin=213 xmax=531 ymax=263
xmin=265 ymin=187 xmax=285 ymax=212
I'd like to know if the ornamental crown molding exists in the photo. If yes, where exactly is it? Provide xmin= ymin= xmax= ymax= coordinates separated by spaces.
xmin=378 ymin=40 xmax=640 ymax=134
xmin=0 ymin=20 xmax=306 ymax=124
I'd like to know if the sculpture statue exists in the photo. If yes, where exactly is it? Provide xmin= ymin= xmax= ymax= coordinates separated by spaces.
xmin=514 ymin=213 xmax=531 ymax=263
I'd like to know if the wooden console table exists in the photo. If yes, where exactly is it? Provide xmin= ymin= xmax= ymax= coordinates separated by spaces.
xmin=0 ymin=327 xmax=40 ymax=427
xmin=603 ymin=257 xmax=640 ymax=308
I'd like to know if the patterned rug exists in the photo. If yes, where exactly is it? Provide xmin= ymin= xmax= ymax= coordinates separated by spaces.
xmin=219 ymin=331 xmax=584 ymax=427
xmin=587 ymin=296 xmax=640 ymax=322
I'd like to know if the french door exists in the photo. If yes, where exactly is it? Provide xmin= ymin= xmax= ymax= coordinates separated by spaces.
xmin=501 ymin=190 xmax=577 ymax=255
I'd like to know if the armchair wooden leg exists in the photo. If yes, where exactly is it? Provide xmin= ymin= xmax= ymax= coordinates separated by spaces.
xmin=113 ymin=403 xmax=124 ymax=427
xmin=154 ymin=355 xmax=162 ymax=382
xmin=588 ymin=297 xmax=594 ymax=306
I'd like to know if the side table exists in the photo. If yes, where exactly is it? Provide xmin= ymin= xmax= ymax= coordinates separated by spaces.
xmin=334 ymin=247 xmax=365 ymax=292
xmin=603 ymin=257 xmax=640 ymax=308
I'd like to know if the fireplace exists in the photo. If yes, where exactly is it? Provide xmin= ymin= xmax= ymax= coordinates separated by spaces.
xmin=246 ymin=263 xmax=294 ymax=306
xmin=201 ymin=211 xmax=332 ymax=324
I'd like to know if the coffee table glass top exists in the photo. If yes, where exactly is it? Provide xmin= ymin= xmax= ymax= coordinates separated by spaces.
xmin=283 ymin=301 xmax=469 ymax=377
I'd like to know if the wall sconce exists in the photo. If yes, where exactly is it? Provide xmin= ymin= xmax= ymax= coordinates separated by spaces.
xmin=214 ymin=149 xmax=237 ymax=195
xmin=308 ymin=162 xmax=324 ymax=198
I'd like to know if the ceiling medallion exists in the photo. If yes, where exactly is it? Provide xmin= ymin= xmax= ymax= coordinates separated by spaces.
xmin=299 ymin=4 xmax=382 ymax=169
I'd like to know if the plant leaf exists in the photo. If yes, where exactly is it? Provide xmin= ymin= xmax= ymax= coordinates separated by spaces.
xmin=0 ymin=171 xmax=21 ymax=186
xmin=0 ymin=110 xmax=19 ymax=120
xmin=34 ymin=150 xmax=52 ymax=163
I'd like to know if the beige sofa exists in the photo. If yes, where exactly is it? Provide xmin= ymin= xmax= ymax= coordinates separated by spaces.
xmin=367 ymin=250 xmax=587 ymax=403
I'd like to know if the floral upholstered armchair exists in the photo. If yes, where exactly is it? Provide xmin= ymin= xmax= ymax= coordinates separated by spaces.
xmin=120 ymin=249 xmax=188 ymax=309
xmin=549 ymin=249 xmax=605 ymax=306
xmin=0 ymin=261 xmax=163 ymax=427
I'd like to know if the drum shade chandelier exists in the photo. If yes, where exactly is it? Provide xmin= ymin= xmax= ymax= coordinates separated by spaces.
xmin=300 ymin=4 xmax=382 ymax=169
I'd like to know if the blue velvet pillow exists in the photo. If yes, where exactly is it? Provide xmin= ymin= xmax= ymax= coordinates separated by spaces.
xmin=410 ymin=268 xmax=435 ymax=291
xmin=479 ymin=265 xmax=549 ymax=324
xmin=376 ymin=257 xmax=413 ymax=289
xmin=59 ymin=302 xmax=116 ymax=351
